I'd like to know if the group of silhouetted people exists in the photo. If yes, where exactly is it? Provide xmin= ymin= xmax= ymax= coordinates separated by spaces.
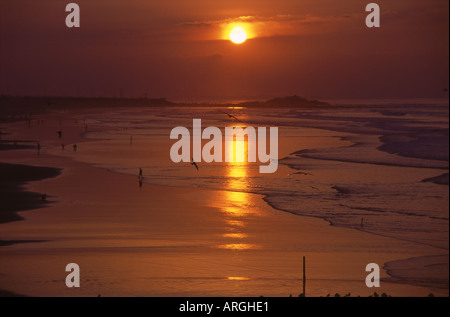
xmin=34 ymin=129 xmax=78 ymax=153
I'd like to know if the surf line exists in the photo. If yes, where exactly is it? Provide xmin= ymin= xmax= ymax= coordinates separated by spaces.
xmin=170 ymin=119 xmax=278 ymax=173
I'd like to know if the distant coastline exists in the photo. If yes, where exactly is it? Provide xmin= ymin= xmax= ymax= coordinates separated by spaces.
xmin=3 ymin=95 xmax=449 ymax=122
xmin=0 ymin=95 xmax=331 ymax=120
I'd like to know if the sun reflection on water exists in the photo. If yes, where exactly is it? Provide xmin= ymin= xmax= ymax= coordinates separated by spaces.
xmin=226 ymin=276 xmax=253 ymax=281
xmin=216 ymin=243 xmax=261 ymax=250
xmin=222 ymin=233 xmax=248 ymax=239
xmin=216 ymin=133 xmax=261 ymax=251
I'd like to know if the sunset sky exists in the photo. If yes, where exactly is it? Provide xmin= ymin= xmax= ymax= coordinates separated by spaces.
xmin=1 ymin=0 xmax=448 ymax=101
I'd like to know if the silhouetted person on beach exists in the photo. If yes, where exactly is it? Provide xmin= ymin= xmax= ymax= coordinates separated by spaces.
xmin=139 ymin=168 xmax=143 ymax=178
xmin=73 ymin=144 xmax=77 ymax=152
xmin=57 ymin=131 xmax=62 ymax=139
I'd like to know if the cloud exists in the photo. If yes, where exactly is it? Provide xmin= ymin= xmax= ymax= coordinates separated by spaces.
xmin=168 ymin=13 xmax=362 ymax=41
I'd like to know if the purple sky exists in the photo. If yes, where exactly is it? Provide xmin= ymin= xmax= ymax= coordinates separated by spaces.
xmin=1 ymin=0 xmax=448 ymax=101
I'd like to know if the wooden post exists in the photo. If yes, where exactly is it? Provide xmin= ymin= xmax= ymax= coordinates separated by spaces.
xmin=303 ymin=256 xmax=306 ymax=297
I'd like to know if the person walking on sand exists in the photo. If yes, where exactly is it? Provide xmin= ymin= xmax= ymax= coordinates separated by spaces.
xmin=73 ymin=144 xmax=77 ymax=152
xmin=139 ymin=168 xmax=143 ymax=179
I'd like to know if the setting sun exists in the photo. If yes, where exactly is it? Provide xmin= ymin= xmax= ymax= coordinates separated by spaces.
xmin=229 ymin=26 xmax=247 ymax=44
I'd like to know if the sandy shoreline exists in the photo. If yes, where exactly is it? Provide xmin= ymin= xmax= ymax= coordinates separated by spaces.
xmin=0 ymin=163 xmax=61 ymax=225
xmin=0 ymin=109 xmax=448 ymax=297
xmin=1 ymin=160 xmax=445 ymax=297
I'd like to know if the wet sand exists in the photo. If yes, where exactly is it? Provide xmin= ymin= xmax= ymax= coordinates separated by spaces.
xmin=0 ymin=109 xmax=448 ymax=297
xmin=0 ymin=158 xmax=446 ymax=297
xmin=0 ymin=163 xmax=60 ymax=224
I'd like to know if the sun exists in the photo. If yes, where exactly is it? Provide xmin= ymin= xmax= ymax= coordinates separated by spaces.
xmin=229 ymin=26 xmax=247 ymax=44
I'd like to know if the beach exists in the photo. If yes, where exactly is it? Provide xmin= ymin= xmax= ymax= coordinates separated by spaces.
xmin=0 ymin=100 xmax=448 ymax=297
xmin=0 ymin=163 xmax=60 ymax=225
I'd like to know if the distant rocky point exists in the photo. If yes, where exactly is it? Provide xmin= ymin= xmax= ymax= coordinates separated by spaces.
xmin=239 ymin=95 xmax=330 ymax=107
xmin=0 ymin=95 xmax=330 ymax=119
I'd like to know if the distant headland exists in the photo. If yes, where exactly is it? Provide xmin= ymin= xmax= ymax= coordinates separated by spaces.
xmin=0 ymin=94 xmax=330 ymax=120
xmin=239 ymin=95 xmax=329 ymax=107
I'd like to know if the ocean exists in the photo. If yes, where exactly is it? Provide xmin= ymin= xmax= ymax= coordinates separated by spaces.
xmin=48 ymin=100 xmax=449 ymax=251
